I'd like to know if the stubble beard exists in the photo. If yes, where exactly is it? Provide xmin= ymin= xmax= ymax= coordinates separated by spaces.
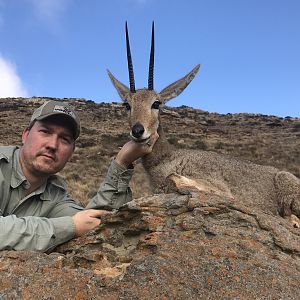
xmin=33 ymin=153 xmax=67 ymax=176
xmin=24 ymin=150 xmax=62 ymax=178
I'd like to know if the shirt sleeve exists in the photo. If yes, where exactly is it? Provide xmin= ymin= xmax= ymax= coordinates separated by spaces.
xmin=0 ymin=159 xmax=133 ymax=252
xmin=86 ymin=159 xmax=134 ymax=210
xmin=0 ymin=214 xmax=75 ymax=252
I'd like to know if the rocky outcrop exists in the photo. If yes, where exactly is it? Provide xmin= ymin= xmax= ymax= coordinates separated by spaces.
xmin=0 ymin=190 xmax=299 ymax=299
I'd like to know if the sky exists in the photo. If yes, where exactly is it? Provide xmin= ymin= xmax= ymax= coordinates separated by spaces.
xmin=0 ymin=0 xmax=299 ymax=117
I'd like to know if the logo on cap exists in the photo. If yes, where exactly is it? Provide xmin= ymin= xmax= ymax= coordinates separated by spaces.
xmin=53 ymin=105 xmax=76 ymax=119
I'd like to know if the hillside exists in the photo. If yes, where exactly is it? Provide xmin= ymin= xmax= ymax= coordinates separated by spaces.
xmin=1 ymin=97 xmax=299 ymax=203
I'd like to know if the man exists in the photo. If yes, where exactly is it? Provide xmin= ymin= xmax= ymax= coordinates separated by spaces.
xmin=0 ymin=100 xmax=157 ymax=252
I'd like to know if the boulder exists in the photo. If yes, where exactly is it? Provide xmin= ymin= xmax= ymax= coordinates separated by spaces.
xmin=1 ymin=190 xmax=299 ymax=299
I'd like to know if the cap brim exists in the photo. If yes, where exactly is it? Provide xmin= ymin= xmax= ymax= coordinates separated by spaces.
xmin=35 ymin=112 xmax=80 ymax=139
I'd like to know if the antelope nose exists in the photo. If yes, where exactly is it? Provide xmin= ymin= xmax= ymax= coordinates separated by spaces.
xmin=132 ymin=122 xmax=145 ymax=138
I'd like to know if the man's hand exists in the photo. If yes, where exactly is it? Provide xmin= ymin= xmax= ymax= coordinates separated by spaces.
xmin=116 ymin=132 xmax=159 ymax=168
xmin=72 ymin=209 xmax=110 ymax=237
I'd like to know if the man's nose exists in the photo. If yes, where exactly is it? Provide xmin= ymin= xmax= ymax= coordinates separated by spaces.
xmin=46 ymin=135 xmax=59 ymax=150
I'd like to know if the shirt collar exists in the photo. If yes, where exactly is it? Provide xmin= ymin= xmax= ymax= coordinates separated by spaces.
xmin=11 ymin=148 xmax=27 ymax=189
xmin=40 ymin=176 xmax=67 ymax=201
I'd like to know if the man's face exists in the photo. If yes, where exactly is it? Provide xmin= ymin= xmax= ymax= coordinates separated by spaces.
xmin=20 ymin=118 xmax=75 ymax=177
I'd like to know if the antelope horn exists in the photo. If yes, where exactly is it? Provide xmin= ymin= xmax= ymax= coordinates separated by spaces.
xmin=148 ymin=21 xmax=155 ymax=90
xmin=125 ymin=22 xmax=136 ymax=93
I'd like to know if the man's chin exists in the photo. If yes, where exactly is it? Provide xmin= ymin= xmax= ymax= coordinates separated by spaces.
xmin=33 ymin=163 xmax=60 ymax=176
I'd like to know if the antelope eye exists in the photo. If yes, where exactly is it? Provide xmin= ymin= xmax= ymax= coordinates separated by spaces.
xmin=123 ymin=102 xmax=131 ymax=110
xmin=151 ymin=101 xmax=161 ymax=109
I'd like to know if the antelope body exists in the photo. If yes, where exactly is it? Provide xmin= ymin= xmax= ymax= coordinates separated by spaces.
xmin=107 ymin=22 xmax=300 ymax=226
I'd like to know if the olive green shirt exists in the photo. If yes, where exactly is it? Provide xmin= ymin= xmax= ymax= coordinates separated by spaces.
xmin=0 ymin=146 xmax=133 ymax=252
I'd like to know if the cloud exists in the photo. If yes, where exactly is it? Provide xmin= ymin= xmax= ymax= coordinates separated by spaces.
xmin=0 ymin=55 xmax=28 ymax=97
xmin=29 ymin=0 xmax=70 ymax=24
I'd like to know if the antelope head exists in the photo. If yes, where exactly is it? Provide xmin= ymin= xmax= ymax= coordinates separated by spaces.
xmin=107 ymin=22 xmax=200 ymax=144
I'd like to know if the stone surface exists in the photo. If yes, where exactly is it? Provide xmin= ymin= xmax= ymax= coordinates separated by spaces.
xmin=0 ymin=191 xmax=299 ymax=299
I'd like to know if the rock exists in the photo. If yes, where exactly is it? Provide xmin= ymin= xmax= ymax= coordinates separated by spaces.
xmin=0 ymin=191 xmax=299 ymax=299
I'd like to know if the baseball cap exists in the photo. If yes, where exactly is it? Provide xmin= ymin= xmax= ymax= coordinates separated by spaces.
xmin=30 ymin=100 xmax=81 ymax=140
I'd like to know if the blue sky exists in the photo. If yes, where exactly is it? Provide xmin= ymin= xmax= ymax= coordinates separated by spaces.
xmin=0 ymin=0 xmax=299 ymax=117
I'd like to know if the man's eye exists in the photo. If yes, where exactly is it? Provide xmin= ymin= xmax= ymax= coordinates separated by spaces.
xmin=40 ymin=129 xmax=49 ymax=134
xmin=123 ymin=102 xmax=131 ymax=111
xmin=151 ymin=101 xmax=161 ymax=109
xmin=61 ymin=136 xmax=72 ymax=144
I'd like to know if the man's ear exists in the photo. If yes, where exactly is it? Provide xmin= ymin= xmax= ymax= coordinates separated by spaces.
xmin=21 ymin=128 xmax=30 ymax=145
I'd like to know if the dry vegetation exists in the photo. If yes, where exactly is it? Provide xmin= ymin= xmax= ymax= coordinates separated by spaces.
xmin=1 ymin=97 xmax=299 ymax=205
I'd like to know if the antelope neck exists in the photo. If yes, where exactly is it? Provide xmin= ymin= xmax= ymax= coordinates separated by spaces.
xmin=142 ymin=123 xmax=173 ymax=169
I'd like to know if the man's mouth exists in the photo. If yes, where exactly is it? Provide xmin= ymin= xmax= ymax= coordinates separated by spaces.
xmin=40 ymin=153 xmax=56 ymax=161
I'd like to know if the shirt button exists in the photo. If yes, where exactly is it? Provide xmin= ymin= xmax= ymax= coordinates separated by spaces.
xmin=24 ymin=182 xmax=30 ymax=190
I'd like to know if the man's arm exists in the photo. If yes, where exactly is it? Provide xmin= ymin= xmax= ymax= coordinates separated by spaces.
xmin=0 ymin=209 xmax=110 ymax=252
xmin=0 ymin=214 xmax=75 ymax=252
xmin=86 ymin=159 xmax=133 ymax=210
xmin=86 ymin=134 xmax=158 ymax=210
xmin=0 ymin=156 xmax=134 ymax=252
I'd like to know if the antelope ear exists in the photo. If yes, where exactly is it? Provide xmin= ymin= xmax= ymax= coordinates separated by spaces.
xmin=107 ymin=69 xmax=131 ymax=101
xmin=158 ymin=64 xmax=200 ymax=104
